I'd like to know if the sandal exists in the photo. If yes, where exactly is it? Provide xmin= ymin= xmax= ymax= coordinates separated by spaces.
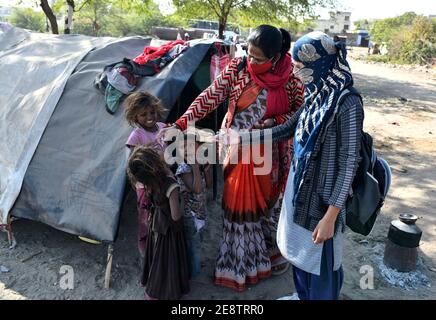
xmin=271 ymin=262 xmax=290 ymax=276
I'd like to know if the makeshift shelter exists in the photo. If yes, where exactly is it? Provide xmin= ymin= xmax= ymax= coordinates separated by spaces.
xmin=0 ymin=27 xmax=233 ymax=285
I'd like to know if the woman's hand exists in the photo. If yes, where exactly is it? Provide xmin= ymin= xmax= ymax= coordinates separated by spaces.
xmin=312 ymin=206 xmax=341 ymax=244
xmin=252 ymin=118 xmax=276 ymax=129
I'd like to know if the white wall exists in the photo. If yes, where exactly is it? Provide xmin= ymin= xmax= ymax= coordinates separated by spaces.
xmin=315 ymin=11 xmax=352 ymax=34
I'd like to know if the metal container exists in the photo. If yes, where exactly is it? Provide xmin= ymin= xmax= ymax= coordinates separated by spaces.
xmin=383 ymin=213 xmax=422 ymax=272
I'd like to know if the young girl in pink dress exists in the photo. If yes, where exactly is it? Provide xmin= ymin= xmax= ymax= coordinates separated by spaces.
xmin=124 ymin=91 xmax=167 ymax=258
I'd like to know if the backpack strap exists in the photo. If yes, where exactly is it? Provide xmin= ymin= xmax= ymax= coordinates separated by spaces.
xmin=337 ymin=86 xmax=363 ymax=109
xmin=334 ymin=86 xmax=363 ymax=129
xmin=336 ymin=87 xmax=376 ymax=172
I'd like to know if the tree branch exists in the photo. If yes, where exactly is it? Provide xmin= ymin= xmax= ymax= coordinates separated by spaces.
xmin=75 ymin=0 xmax=91 ymax=12
xmin=205 ymin=0 xmax=222 ymax=18
xmin=230 ymin=0 xmax=246 ymax=9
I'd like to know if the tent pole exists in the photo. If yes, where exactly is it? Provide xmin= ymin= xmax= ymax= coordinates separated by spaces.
xmin=104 ymin=243 xmax=114 ymax=289
xmin=213 ymin=109 xmax=218 ymax=201
xmin=0 ymin=216 xmax=17 ymax=249
xmin=177 ymin=98 xmax=181 ymax=118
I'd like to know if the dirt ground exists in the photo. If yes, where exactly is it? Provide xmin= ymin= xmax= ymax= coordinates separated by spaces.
xmin=1 ymin=49 xmax=435 ymax=300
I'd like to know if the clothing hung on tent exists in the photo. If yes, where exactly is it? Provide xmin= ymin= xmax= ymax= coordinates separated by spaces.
xmin=96 ymin=40 xmax=190 ymax=114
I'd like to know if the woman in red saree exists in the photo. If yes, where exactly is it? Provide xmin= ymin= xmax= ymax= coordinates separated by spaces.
xmin=167 ymin=25 xmax=304 ymax=291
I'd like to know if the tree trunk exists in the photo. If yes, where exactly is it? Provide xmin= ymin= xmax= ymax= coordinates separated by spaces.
xmin=218 ymin=17 xmax=226 ymax=40
xmin=64 ymin=0 xmax=75 ymax=34
xmin=92 ymin=2 xmax=99 ymax=36
xmin=40 ymin=0 xmax=59 ymax=34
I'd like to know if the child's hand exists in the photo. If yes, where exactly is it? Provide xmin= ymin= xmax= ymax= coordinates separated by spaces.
xmin=158 ymin=124 xmax=181 ymax=143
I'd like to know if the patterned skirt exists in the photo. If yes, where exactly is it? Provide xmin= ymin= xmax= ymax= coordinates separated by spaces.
xmin=214 ymin=143 xmax=290 ymax=291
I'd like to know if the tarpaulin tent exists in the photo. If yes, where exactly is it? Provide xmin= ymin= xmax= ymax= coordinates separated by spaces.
xmin=0 ymin=28 xmax=230 ymax=251
xmin=0 ymin=28 xmax=113 ymax=231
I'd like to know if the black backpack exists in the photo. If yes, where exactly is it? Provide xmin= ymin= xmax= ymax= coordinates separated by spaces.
xmin=335 ymin=88 xmax=391 ymax=236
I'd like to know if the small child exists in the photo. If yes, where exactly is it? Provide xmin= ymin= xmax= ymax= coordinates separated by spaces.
xmin=127 ymin=146 xmax=190 ymax=300
xmin=175 ymin=130 xmax=213 ymax=278
xmin=124 ymin=91 xmax=166 ymax=152
xmin=124 ymin=91 xmax=167 ymax=258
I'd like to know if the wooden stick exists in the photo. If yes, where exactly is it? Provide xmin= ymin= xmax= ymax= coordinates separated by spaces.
xmin=213 ymin=108 xmax=218 ymax=201
xmin=6 ymin=216 xmax=17 ymax=249
xmin=104 ymin=244 xmax=114 ymax=289
xmin=21 ymin=250 xmax=43 ymax=263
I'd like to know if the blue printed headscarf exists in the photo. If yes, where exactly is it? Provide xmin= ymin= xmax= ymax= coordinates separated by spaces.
xmin=291 ymin=31 xmax=353 ymax=204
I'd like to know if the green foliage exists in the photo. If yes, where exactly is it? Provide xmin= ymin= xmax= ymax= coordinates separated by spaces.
xmin=370 ymin=13 xmax=435 ymax=65
xmin=365 ymin=54 xmax=390 ymax=64
xmin=70 ymin=0 xmax=112 ymax=36
xmin=389 ymin=16 xmax=436 ymax=65
xmin=370 ymin=11 xmax=417 ymax=43
xmin=70 ymin=16 xmax=95 ymax=35
xmin=241 ymin=0 xmax=333 ymax=24
xmin=172 ymin=0 xmax=214 ymax=20
xmin=10 ymin=7 xmax=46 ymax=32
xmin=173 ymin=0 xmax=335 ymax=36
xmin=287 ymin=19 xmax=317 ymax=34
xmin=10 ymin=0 xmax=337 ymax=41
xmin=354 ymin=19 xmax=372 ymax=30
xmin=115 ymin=0 xmax=151 ymax=13
xmin=52 ymin=0 xmax=66 ymax=15
xmin=64 ymin=0 xmax=186 ymax=37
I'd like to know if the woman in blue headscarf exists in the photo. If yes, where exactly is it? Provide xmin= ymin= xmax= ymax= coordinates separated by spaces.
xmin=237 ymin=31 xmax=364 ymax=300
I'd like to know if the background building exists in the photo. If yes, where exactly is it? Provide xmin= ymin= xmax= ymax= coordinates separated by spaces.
xmin=0 ymin=6 xmax=12 ymax=22
xmin=315 ymin=11 xmax=352 ymax=34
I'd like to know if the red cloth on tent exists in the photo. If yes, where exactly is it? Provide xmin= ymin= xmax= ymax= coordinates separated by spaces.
xmin=210 ymin=53 xmax=230 ymax=81
xmin=210 ymin=43 xmax=231 ymax=81
xmin=133 ymin=40 xmax=186 ymax=65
